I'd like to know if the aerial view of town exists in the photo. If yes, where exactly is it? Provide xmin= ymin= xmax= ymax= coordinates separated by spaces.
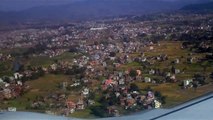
xmin=0 ymin=0 xmax=213 ymax=119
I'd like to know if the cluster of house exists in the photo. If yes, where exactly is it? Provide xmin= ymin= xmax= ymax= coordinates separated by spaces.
xmin=30 ymin=47 xmax=164 ymax=116
xmin=1 ymin=13 xmax=212 ymax=59
xmin=0 ymin=13 xmax=212 ymax=116
xmin=43 ymin=49 xmax=68 ymax=58
xmin=0 ymin=73 xmax=25 ymax=101
xmin=182 ymin=77 xmax=206 ymax=89
xmin=0 ymin=65 xmax=52 ymax=102
xmin=64 ymin=73 xmax=163 ymax=116
xmin=19 ymin=87 xmax=94 ymax=116
xmin=65 ymin=97 xmax=95 ymax=115
xmin=102 ymin=76 xmax=162 ymax=109
xmin=0 ymin=53 xmax=12 ymax=61
xmin=0 ymin=37 xmax=202 ymax=116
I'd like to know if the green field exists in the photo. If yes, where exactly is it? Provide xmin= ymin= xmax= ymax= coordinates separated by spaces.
xmin=27 ymin=52 xmax=77 ymax=67
xmin=135 ymin=82 xmax=213 ymax=107
xmin=0 ymin=74 xmax=71 ymax=110
xmin=132 ymin=41 xmax=213 ymax=107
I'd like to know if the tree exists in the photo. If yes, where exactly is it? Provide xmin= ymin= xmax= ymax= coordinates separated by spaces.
xmin=3 ymin=76 xmax=10 ymax=83
xmin=0 ymin=64 xmax=6 ymax=71
xmin=129 ymin=83 xmax=140 ymax=92
xmin=88 ymin=92 xmax=95 ymax=100
xmin=109 ymin=52 xmax=116 ymax=57
xmin=194 ymin=74 xmax=206 ymax=85
xmin=123 ymin=36 xmax=130 ymax=42
xmin=69 ymin=46 xmax=79 ymax=53
xmin=21 ymin=75 xmax=28 ymax=83
xmin=30 ymin=72 xmax=40 ymax=80
xmin=154 ymin=91 xmax=166 ymax=104
xmin=144 ymin=86 xmax=152 ymax=92
xmin=129 ymin=69 xmax=137 ymax=78
xmin=90 ymin=105 xmax=107 ymax=117
xmin=210 ymin=72 xmax=213 ymax=80
xmin=94 ymin=41 xmax=99 ymax=45
xmin=171 ymin=66 xmax=175 ymax=74
xmin=192 ymin=81 xmax=198 ymax=91
xmin=65 ymin=65 xmax=86 ymax=75
xmin=138 ymin=33 xmax=147 ymax=38
xmin=108 ymin=92 xmax=119 ymax=105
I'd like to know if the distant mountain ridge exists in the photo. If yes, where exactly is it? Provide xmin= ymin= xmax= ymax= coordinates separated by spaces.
xmin=0 ymin=0 xmax=178 ymax=22
xmin=0 ymin=0 xmax=212 ymax=24
xmin=181 ymin=1 xmax=213 ymax=11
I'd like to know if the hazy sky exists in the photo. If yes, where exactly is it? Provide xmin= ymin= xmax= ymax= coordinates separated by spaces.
xmin=0 ymin=0 xmax=210 ymax=11
xmin=0 ymin=0 xmax=80 ymax=11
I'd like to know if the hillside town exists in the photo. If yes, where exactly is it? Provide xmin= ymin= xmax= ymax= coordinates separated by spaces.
xmin=0 ymin=13 xmax=213 ymax=117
